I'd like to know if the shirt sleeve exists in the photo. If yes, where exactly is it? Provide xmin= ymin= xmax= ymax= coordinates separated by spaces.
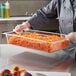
xmin=28 ymin=0 xmax=58 ymax=30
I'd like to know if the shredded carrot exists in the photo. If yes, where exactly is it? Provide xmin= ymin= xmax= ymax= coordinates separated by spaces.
xmin=8 ymin=33 xmax=68 ymax=52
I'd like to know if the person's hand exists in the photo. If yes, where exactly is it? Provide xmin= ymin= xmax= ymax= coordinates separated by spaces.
xmin=13 ymin=21 xmax=31 ymax=34
xmin=66 ymin=32 xmax=76 ymax=43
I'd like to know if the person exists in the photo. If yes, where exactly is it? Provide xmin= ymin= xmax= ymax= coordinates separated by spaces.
xmin=14 ymin=0 xmax=76 ymax=61
xmin=66 ymin=32 xmax=76 ymax=43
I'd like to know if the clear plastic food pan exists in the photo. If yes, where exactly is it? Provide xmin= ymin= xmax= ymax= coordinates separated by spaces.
xmin=3 ymin=30 xmax=68 ymax=53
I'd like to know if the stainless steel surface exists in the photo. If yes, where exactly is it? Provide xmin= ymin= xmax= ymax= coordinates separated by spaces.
xmin=0 ymin=44 xmax=76 ymax=76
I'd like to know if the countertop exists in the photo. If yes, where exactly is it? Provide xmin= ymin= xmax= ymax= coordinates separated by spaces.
xmin=0 ymin=16 xmax=31 ymax=21
xmin=0 ymin=44 xmax=76 ymax=76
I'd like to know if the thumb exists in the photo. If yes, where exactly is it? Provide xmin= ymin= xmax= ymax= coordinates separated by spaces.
xmin=65 ymin=35 xmax=70 ymax=41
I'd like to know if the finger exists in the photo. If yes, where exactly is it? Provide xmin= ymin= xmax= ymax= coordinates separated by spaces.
xmin=23 ymin=28 xmax=31 ymax=32
xmin=65 ymin=35 xmax=70 ymax=41
xmin=13 ymin=29 xmax=23 ymax=34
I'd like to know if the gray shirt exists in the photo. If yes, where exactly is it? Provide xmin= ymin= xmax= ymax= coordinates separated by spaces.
xmin=28 ymin=0 xmax=76 ymax=34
